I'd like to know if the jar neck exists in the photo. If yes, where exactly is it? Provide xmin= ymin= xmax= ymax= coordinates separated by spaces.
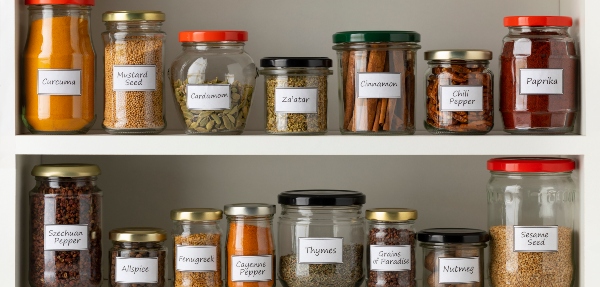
xmin=181 ymin=42 xmax=246 ymax=52
xmin=28 ymin=5 xmax=91 ymax=19
xmin=113 ymin=241 xmax=164 ymax=249
xmin=35 ymin=176 xmax=97 ymax=190
xmin=508 ymin=26 xmax=570 ymax=36
xmin=227 ymin=215 xmax=273 ymax=223
xmin=490 ymin=171 xmax=573 ymax=178
xmin=105 ymin=21 xmax=164 ymax=32
xmin=419 ymin=242 xmax=487 ymax=248
xmin=281 ymin=205 xmax=362 ymax=218
xmin=427 ymin=60 xmax=489 ymax=65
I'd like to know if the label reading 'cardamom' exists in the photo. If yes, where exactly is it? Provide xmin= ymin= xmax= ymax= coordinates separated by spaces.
xmin=438 ymin=257 xmax=480 ymax=284
xmin=113 ymin=65 xmax=157 ymax=91
xmin=37 ymin=69 xmax=81 ymax=95
xmin=369 ymin=245 xmax=411 ymax=271
xmin=357 ymin=72 xmax=402 ymax=99
xmin=230 ymin=255 xmax=272 ymax=282
xmin=115 ymin=257 xmax=159 ymax=283
xmin=519 ymin=68 xmax=564 ymax=95
xmin=44 ymin=224 xmax=88 ymax=251
xmin=440 ymin=85 xmax=483 ymax=111
xmin=298 ymin=237 xmax=343 ymax=264
xmin=186 ymin=84 xmax=231 ymax=110
xmin=275 ymin=87 xmax=318 ymax=113
xmin=176 ymin=245 xmax=217 ymax=272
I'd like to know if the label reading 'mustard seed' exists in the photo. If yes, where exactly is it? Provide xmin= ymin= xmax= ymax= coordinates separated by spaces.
xmin=113 ymin=65 xmax=156 ymax=91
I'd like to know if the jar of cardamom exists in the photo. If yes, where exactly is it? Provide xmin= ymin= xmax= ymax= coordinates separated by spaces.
xmin=170 ymin=31 xmax=257 ymax=134
xmin=259 ymin=57 xmax=332 ymax=134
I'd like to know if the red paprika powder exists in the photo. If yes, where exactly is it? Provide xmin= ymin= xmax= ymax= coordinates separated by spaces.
xmin=500 ymin=16 xmax=578 ymax=134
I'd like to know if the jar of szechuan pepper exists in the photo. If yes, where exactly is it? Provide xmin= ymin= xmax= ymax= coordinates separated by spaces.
xmin=500 ymin=16 xmax=578 ymax=134
xmin=424 ymin=50 xmax=494 ymax=134
xmin=333 ymin=31 xmax=421 ymax=134
xmin=487 ymin=157 xmax=575 ymax=287
xmin=259 ymin=57 xmax=332 ymax=134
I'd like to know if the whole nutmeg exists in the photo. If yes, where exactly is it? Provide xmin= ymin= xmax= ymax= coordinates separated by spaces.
xmin=455 ymin=248 xmax=479 ymax=258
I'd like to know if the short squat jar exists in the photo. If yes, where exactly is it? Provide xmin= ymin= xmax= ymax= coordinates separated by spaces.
xmin=259 ymin=57 xmax=332 ymax=134
xmin=109 ymin=227 xmax=167 ymax=287
xmin=278 ymin=190 xmax=366 ymax=287
xmin=487 ymin=157 xmax=575 ymax=287
xmin=424 ymin=50 xmax=494 ymax=134
xmin=366 ymin=208 xmax=418 ymax=287
xmin=417 ymin=228 xmax=489 ymax=287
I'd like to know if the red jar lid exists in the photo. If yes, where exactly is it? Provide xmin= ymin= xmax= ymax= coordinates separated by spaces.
xmin=179 ymin=31 xmax=248 ymax=42
xmin=504 ymin=16 xmax=572 ymax=27
xmin=25 ymin=0 xmax=94 ymax=5
xmin=487 ymin=157 xmax=575 ymax=172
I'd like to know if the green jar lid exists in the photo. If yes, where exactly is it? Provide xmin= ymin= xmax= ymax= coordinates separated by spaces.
xmin=333 ymin=31 xmax=420 ymax=43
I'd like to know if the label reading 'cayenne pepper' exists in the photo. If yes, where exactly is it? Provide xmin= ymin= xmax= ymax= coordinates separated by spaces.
xmin=440 ymin=85 xmax=484 ymax=111
xmin=186 ymin=84 xmax=231 ymax=110
xmin=230 ymin=255 xmax=273 ymax=282
xmin=369 ymin=245 xmax=411 ymax=271
xmin=519 ymin=68 xmax=564 ymax=95
xmin=357 ymin=72 xmax=402 ymax=99
xmin=44 ymin=224 xmax=88 ymax=250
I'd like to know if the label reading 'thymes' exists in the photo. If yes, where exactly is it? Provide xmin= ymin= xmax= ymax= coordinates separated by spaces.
xmin=275 ymin=87 xmax=318 ymax=113
xmin=369 ymin=245 xmax=411 ymax=271
xmin=113 ymin=65 xmax=156 ymax=91
xmin=44 ymin=224 xmax=88 ymax=251
xmin=298 ymin=237 xmax=343 ymax=264
xmin=440 ymin=85 xmax=483 ymax=111
xmin=357 ymin=73 xmax=402 ymax=99
xmin=230 ymin=255 xmax=272 ymax=282
xmin=438 ymin=257 xmax=480 ymax=284
xmin=519 ymin=68 xmax=564 ymax=95
xmin=37 ymin=69 xmax=81 ymax=95
xmin=176 ymin=245 xmax=217 ymax=272
xmin=115 ymin=257 xmax=159 ymax=283
xmin=513 ymin=226 xmax=558 ymax=252
xmin=186 ymin=84 xmax=231 ymax=110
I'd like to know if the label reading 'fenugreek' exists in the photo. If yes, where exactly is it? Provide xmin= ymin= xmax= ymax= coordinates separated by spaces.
xmin=369 ymin=245 xmax=411 ymax=271
xmin=113 ymin=65 xmax=157 ymax=91
xmin=519 ymin=68 xmax=564 ymax=95
xmin=186 ymin=84 xmax=231 ymax=110
xmin=230 ymin=255 xmax=273 ymax=282
xmin=513 ymin=226 xmax=559 ymax=252
xmin=357 ymin=72 xmax=402 ymax=99
xmin=440 ymin=85 xmax=483 ymax=111
xmin=115 ymin=257 xmax=159 ymax=283
xmin=37 ymin=69 xmax=81 ymax=95
xmin=438 ymin=257 xmax=480 ymax=283
xmin=44 ymin=224 xmax=88 ymax=251
xmin=275 ymin=87 xmax=318 ymax=113
xmin=176 ymin=245 xmax=217 ymax=272
xmin=298 ymin=237 xmax=343 ymax=264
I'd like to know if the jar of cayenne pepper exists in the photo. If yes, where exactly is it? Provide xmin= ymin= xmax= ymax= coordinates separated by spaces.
xmin=500 ymin=16 xmax=578 ymax=134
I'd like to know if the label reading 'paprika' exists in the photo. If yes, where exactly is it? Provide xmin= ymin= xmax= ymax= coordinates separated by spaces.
xmin=230 ymin=255 xmax=273 ymax=282
xmin=44 ymin=224 xmax=88 ymax=251
xmin=298 ymin=237 xmax=343 ymax=264
xmin=440 ymin=85 xmax=483 ymax=111
xmin=519 ymin=69 xmax=564 ymax=95
xmin=438 ymin=257 xmax=480 ymax=284
xmin=37 ymin=69 xmax=81 ymax=96
xmin=186 ymin=84 xmax=231 ymax=110
xmin=369 ymin=245 xmax=411 ymax=271
xmin=113 ymin=65 xmax=157 ymax=91
xmin=275 ymin=87 xmax=318 ymax=113
xmin=357 ymin=72 xmax=402 ymax=99
xmin=513 ymin=226 xmax=558 ymax=252
xmin=115 ymin=257 xmax=159 ymax=283
xmin=176 ymin=245 xmax=217 ymax=272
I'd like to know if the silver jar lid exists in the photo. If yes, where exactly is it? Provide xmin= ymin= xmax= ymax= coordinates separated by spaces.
xmin=224 ymin=203 xmax=276 ymax=216
xmin=424 ymin=49 xmax=492 ymax=61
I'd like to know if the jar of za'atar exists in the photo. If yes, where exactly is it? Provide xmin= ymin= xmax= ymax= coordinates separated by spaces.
xmin=170 ymin=30 xmax=257 ymax=134
xmin=424 ymin=50 xmax=494 ymax=134
xmin=487 ymin=157 xmax=575 ymax=287
xmin=332 ymin=31 xmax=421 ymax=134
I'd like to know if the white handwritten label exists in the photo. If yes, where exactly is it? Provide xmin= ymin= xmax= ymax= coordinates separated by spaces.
xmin=519 ymin=69 xmax=564 ymax=95
xmin=275 ymin=87 xmax=318 ymax=113
xmin=37 ymin=69 xmax=81 ymax=95
xmin=298 ymin=237 xmax=343 ymax=264
xmin=357 ymin=73 xmax=402 ymax=99
xmin=514 ymin=226 xmax=558 ymax=252
xmin=370 ymin=245 xmax=411 ymax=271
xmin=440 ymin=85 xmax=483 ymax=111
xmin=113 ymin=65 xmax=156 ymax=91
xmin=44 ymin=224 xmax=88 ymax=251
xmin=438 ymin=257 xmax=480 ymax=284
xmin=115 ymin=257 xmax=159 ymax=283
xmin=230 ymin=255 xmax=272 ymax=282
xmin=186 ymin=84 xmax=231 ymax=110
xmin=176 ymin=245 xmax=217 ymax=272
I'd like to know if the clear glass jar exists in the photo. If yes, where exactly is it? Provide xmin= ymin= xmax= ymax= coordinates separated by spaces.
xmin=259 ymin=57 xmax=332 ymax=134
xmin=424 ymin=50 xmax=494 ymax=134
xmin=500 ymin=16 xmax=578 ymax=134
xmin=277 ymin=190 xmax=366 ymax=287
xmin=102 ymin=11 xmax=167 ymax=134
xmin=22 ymin=1 xmax=96 ymax=134
xmin=29 ymin=164 xmax=102 ymax=287
xmin=109 ymin=227 xmax=167 ymax=287
xmin=224 ymin=203 xmax=276 ymax=287
xmin=332 ymin=31 xmax=421 ymax=134
xmin=487 ymin=157 xmax=575 ymax=287
xmin=170 ymin=31 xmax=257 ymax=134
xmin=171 ymin=208 xmax=223 ymax=287
xmin=417 ymin=228 xmax=489 ymax=287
xmin=366 ymin=208 xmax=417 ymax=287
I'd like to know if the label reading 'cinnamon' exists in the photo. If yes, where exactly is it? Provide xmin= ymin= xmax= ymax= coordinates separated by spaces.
xmin=298 ymin=237 xmax=343 ymax=264
xmin=115 ymin=257 xmax=159 ymax=283
xmin=37 ymin=69 xmax=81 ymax=95
xmin=357 ymin=73 xmax=402 ymax=99
xmin=176 ymin=245 xmax=217 ymax=272
xmin=230 ymin=255 xmax=272 ymax=282
xmin=369 ymin=245 xmax=411 ymax=271
xmin=275 ymin=87 xmax=318 ymax=113
xmin=438 ymin=257 xmax=480 ymax=284
xmin=513 ymin=226 xmax=558 ymax=252
xmin=44 ymin=224 xmax=88 ymax=251
xmin=113 ymin=65 xmax=157 ymax=91
xmin=440 ymin=85 xmax=483 ymax=111
xmin=186 ymin=84 xmax=231 ymax=110
xmin=519 ymin=69 xmax=564 ymax=95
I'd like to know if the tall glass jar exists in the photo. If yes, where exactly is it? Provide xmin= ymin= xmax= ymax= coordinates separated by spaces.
xmin=170 ymin=31 xmax=257 ymax=134
xmin=366 ymin=208 xmax=417 ymax=287
xmin=23 ymin=0 xmax=96 ymax=134
xmin=171 ymin=208 xmax=223 ymax=287
xmin=424 ymin=50 xmax=494 ymax=134
xmin=102 ymin=11 xmax=167 ymax=134
xmin=487 ymin=157 xmax=575 ymax=287
xmin=224 ymin=203 xmax=276 ymax=287
xmin=500 ymin=16 xmax=578 ymax=134
xmin=29 ymin=164 xmax=102 ymax=287
xmin=278 ymin=190 xmax=366 ymax=287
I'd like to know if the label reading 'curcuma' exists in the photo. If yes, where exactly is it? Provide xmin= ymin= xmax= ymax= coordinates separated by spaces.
xmin=230 ymin=255 xmax=272 ymax=282
xmin=369 ymin=245 xmax=411 ymax=271
xmin=186 ymin=84 xmax=231 ymax=110
xmin=438 ymin=257 xmax=480 ymax=283
xmin=357 ymin=73 xmax=402 ymax=99
xmin=37 ymin=69 xmax=81 ymax=95
xmin=176 ymin=245 xmax=217 ymax=272
xmin=298 ymin=237 xmax=343 ymax=264
xmin=513 ymin=226 xmax=559 ymax=252
xmin=113 ymin=65 xmax=157 ymax=91
xmin=440 ymin=85 xmax=483 ymax=111
xmin=44 ymin=224 xmax=88 ymax=251
xmin=275 ymin=87 xmax=318 ymax=113
xmin=115 ymin=257 xmax=159 ymax=283
xmin=519 ymin=68 xmax=564 ymax=95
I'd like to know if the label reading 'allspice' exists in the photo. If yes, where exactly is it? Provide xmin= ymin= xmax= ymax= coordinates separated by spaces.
xmin=369 ymin=245 xmax=411 ymax=271
xmin=44 ymin=224 xmax=88 ymax=251
xmin=176 ymin=245 xmax=217 ymax=272
xmin=275 ymin=87 xmax=318 ymax=113
xmin=440 ymin=85 xmax=483 ymax=111
xmin=37 ymin=69 xmax=81 ymax=95
xmin=298 ymin=237 xmax=343 ymax=264
xmin=513 ymin=226 xmax=559 ymax=252
xmin=357 ymin=72 xmax=402 ymax=99
xmin=519 ymin=68 xmax=564 ymax=95
xmin=115 ymin=257 xmax=159 ymax=283
xmin=230 ymin=255 xmax=272 ymax=282
xmin=438 ymin=257 xmax=480 ymax=284
xmin=113 ymin=65 xmax=157 ymax=91
xmin=186 ymin=84 xmax=231 ymax=110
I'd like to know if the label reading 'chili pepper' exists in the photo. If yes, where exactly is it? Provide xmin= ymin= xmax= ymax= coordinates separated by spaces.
xmin=440 ymin=85 xmax=484 ymax=111
xmin=230 ymin=255 xmax=273 ymax=282
xmin=519 ymin=69 xmax=564 ymax=95
xmin=115 ymin=257 xmax=159 ymax=283
xmin=369 ymin=245 xmax=411 ymax=271
xmin=113 ymin=65 xmax=157 ymax=91
xmin=186 ymin=84 xmax=231 ymax=110
xmin=176 ymin=245 xmax=217 ymax=272
xmin=513 ymin=226 xmax=558 ymax=252
xmin=44 ymin=224 xmax=88 ymax=251
xmin=438 ymin=257 xmax=480 ymax=283
xmin=37 ymin=69 xmax=81 ymax=96
xmin=357 ymin=72 xmax=402 ymax=99
xmin=275 ymin=87 xmax=318 ymax=113
xmin=298 ymin=237 xmax=343 ymax=264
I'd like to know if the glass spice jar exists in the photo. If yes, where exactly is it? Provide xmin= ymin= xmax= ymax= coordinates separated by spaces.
xmin=332 ymin=31 xmax=421 ymax=134
xmin=424 ymin=50 xmax=494 ymax=134
xmin=259 ymin=57 xmax=332 ymax=134
xmin=171 ymin=208 xmax=223 ymax=287
xmin=102 ymin=11 xmax=167 ymax=134
xmin=487 ymin=157 xmax=575 ymax=287
xmin=170 ymin=31 xmax=257 ymax=134
xmin=500 ymin=16 xmax=578 ymax=134
xmin=29 ymin=164 xmax=102 ymax=287
xmin=22 ymin=0 xmax=96 ymax=134
xmin=109 ymin=227 xmax=167 ymax=287
xmin=366 ymin=208 xmax=417 ymax=287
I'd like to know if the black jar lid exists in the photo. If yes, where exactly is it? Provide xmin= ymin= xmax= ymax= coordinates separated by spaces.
xmin=278 ymin=190 xmax=366 ymax=206
xmin=260 ymin=57 xmax=332 ymax=68
xmin=417 ymin=228 xmax=489 ymax=243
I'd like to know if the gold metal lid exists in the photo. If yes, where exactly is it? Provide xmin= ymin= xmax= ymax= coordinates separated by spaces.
xmin=102 ymin=11 xmax=165 ymax=22
xmin=424 ymin=49 xmax=492 ymax=61
xmin=171 ymin=208 xmax=223 ymax=221
xmin=365 ymin=208 xmax=418 ymax=221
xmin=224 ymin=203 xmax=276 ymax=216
xmin=31 ymin=163 xmax=101 ymax=177
xmin=109 ymin=227 xmax=167 ymax=242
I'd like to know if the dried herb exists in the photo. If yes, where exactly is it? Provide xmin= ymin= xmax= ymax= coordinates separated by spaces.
xmin=368 ymin=228 xmax=415 ymax=287
xmin=174 ymin=233 xmax=222 ymax=287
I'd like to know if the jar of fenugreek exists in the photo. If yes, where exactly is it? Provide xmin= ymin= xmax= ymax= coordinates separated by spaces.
xmin=259 ymin=57 xmax=332 ymax=134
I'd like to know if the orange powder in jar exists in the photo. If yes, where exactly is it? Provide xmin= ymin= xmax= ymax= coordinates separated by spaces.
xmin=227 ymin=222 xmax=275 ymax=287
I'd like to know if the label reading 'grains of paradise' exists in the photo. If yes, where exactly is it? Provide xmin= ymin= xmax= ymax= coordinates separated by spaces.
xmin=357 ymin=73 xmax=402 ymax=99
xmin=440 ymin=85 xmax=484 ymax=111
xmin=186 ymin=84 xmax=231 ymax=110
xmin=369 ymin=245 xmax=411 ymax=271
xmin=298 ymin=237 xmax=343 ymax=264
xmin=37 ymin=69 xmax=81 ymax=95
xmin=44 ymin=224 xmax=88 ymax=251
xmin=176 ymin=245 xmax=217 ymax=272
xmin=519 ymin=68 xmax=564 ymax=95
xmin=438 ymin=257 xmax=480 ymax=284
xmin=275 ymin=87 xmax=318 ymax=113
xmin=513 ymin=226 xmax=558 ymax=252
xmin=230 ymin=255 xmax=273 ymax=282
xmin=115 ymin=257 xmax=159 ymax=283
xmin=113 ymin=65 xmax=157 ymax=91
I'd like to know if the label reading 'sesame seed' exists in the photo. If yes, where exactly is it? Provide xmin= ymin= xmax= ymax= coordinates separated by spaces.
xmin=44 ymin=224 xmax=88 ymax=251
xmin=115 ymin=257 xmax=159 ymax=283
xmin=357 ymin=73 xmax=402 ymax=99
xmin=519 ymin=68 xmax=564 ymax=95
xmin=298 ymin=237 xmax=343 ymax=264
xmin=513 ymin=226 xmax=558 ymax=252
xmin=438 ymin=257 xmax=480 ymax=284
xmin=176 ymin=245 xmax=217 ymax=272
xmin=186 ymin=84 xmax=231 ymax=110
xmin=230 ymin=255 xmax=272 ymax=282
xmin=369 ymin=245 xmax=411 ymax=271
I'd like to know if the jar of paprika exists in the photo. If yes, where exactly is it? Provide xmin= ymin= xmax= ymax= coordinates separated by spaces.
xmin=500 ymin=16 xmax=578 ymax=134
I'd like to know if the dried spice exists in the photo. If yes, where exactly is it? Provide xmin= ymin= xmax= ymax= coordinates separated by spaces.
xmin=423 ymin=249 xmax=481 ymax=287
xmin=227 ymin=222 xmax=275 ymax=287
xmin=368 ymin=228 xmax=415 ymax=287
xmin=174 ymin=233 xmax=222 ymax=287
xmin=110 ymin=242 xmax=167 ymax=287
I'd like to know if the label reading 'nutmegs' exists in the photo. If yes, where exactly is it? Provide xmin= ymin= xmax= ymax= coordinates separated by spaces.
xmin=275 ymin=87 xmax=318 ymax=113
xmin=44 ymin=224 xmax=88 ymax=251
xmin=357 ymin=72 xmax=402 ymax=99
xmin=440 ymin=85 xmax=483 ymax=111
xmin=115 ymin=257 xmax=159 ymax=283
xmin=519 ymin=68 xmax=564 ymax=95
xmin=298 ymin=237 xmax=343 ymax=264
xmin=113 ymin=65 xmax=157 ymax=91
xmin=230 ymin=255 xmax=272 ymax=282
xmin=369 ymin=245 xmax=411 ymax=271
xmin=438 ymin=257 xmax=480 ymax=284
xmin=37 ymin=69 xmax=81 ymax=95
xmin=513 ymin=226 xmax=558 ymax=252
xmin=186 ymin=84 xmax=231 ymax=110
xmin=176 ymin=245 xmax=217 ymax=272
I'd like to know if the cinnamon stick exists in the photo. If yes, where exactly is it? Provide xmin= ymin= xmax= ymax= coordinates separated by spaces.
xmin=372 ymin=99 xmax=382 ymax=131
xmin=366 ymin=49 xmax=387 ymax=130
xmin=385 ymin=50 xmax=405 ymax=131
xmin=354 ymin=50 xmax=369 ymax=131
xmin=343 ymin=51 xmax=354 ymax=129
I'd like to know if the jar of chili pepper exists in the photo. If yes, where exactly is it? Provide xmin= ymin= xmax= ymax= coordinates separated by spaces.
xmin=500 ymin=16 xmax=578 ymax=134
